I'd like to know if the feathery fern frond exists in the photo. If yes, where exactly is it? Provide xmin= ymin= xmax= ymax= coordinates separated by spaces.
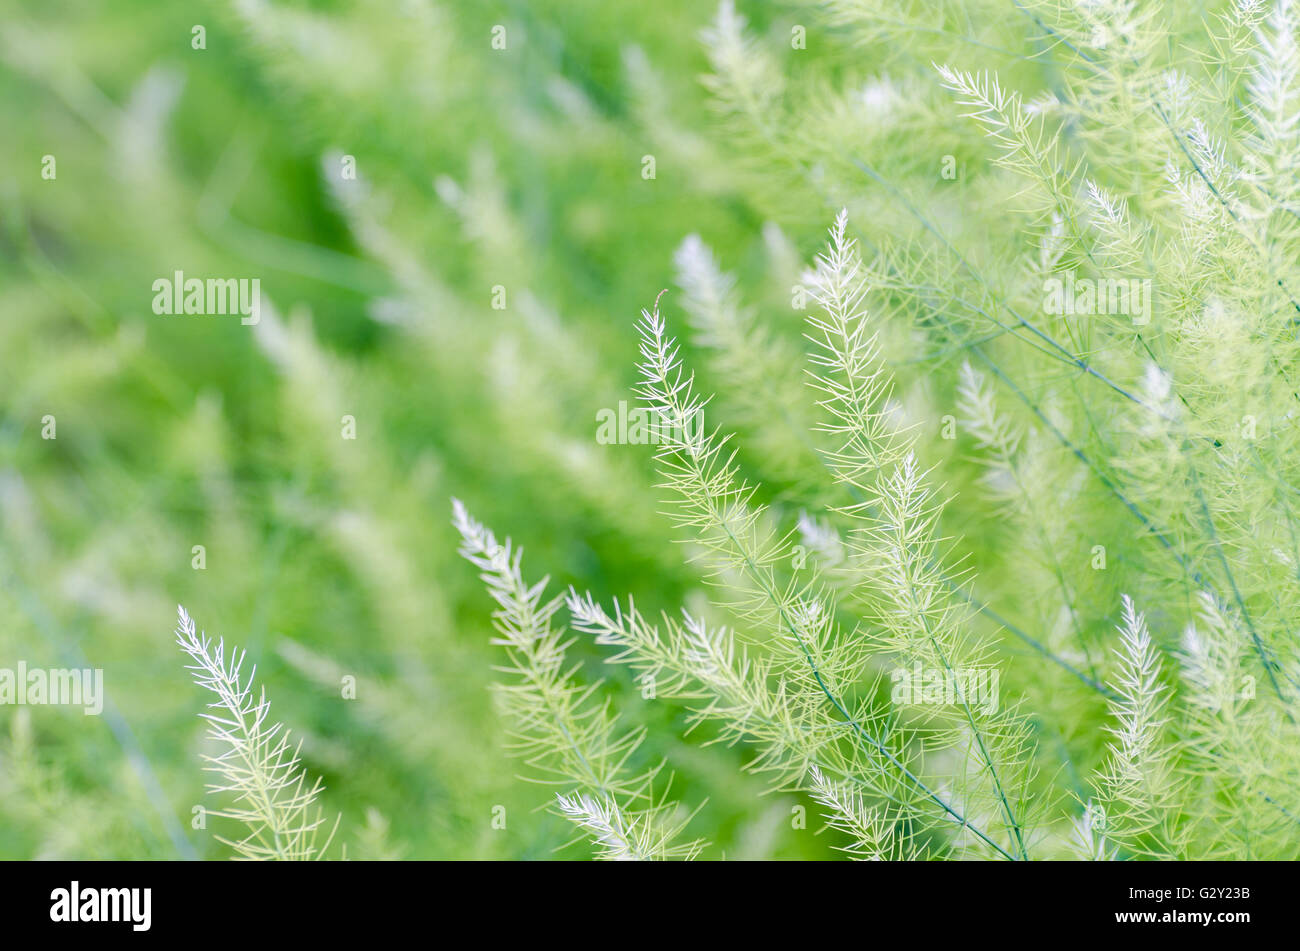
xmin=1093 ymin=595 xmax=1180 ymax=858
xmin=451 ymin=499 xmax=702 ymax=860
xmin=553 ymin=792 xmax=693 ymax=861
xmin=805 ymin=209 xmax=910 ymax=491
xmin=808 ymin=764 xmax=924 ymax=860
xmin=629 ymin=281 xmax=1031 ymax=859
xmin=175 ymin=606 xmax=341 ymax=861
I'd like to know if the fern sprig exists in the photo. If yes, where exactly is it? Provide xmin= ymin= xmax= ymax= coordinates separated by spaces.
xmin=1093 ymin=595 xmax=1182 ymax=858
xmin=175 ymin=606 xmax=341 ymax=861
xmin=452 ymin=499 xmax=702 ymax=860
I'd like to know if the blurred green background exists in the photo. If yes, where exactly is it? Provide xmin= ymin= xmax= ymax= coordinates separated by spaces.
xmin=0 ymin=0 xmax=857 ymax=858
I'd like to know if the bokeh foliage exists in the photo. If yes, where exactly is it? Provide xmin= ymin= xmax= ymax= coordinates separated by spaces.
xmin=0 ymin=0 xmax=822 ymax=859
xmin=3 ymin=0 xmax=1299 ymax=859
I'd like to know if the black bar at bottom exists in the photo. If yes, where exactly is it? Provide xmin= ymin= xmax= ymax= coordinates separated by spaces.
xmin=0 ymin=859 xmax=1282 ymax=938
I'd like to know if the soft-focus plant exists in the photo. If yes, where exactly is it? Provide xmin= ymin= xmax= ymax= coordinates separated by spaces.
xmin=5 ymin=0 xmax=1300 ymax=860
xmin=456 ymin=0 xmax=1300 ymax=859
xmin=176 ymin=606 xmax=340 ymax=860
